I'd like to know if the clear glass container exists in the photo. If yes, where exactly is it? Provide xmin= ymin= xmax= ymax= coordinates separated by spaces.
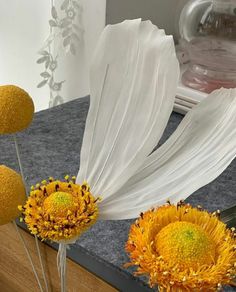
xmin=179 ymin=0 xmax=236 ymax=93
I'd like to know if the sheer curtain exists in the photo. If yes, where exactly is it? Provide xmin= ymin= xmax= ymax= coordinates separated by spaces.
xmin=0 ymin=0 xmax=106 ymax=111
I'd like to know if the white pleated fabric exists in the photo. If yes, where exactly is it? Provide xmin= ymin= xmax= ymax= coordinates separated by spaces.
xmin=77 ymin=19 xmax=236 ymax=220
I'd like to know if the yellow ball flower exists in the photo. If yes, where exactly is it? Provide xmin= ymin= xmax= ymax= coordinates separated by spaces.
xmin=19 ymin=177 xmax=99 ymax=242
xmin=0 ymin=85 xmax=34 ymax=134
xmin=0 ymin=165 xmax=26 ymax=225
xmin=126 ymin=203 xmax=236 ymax=291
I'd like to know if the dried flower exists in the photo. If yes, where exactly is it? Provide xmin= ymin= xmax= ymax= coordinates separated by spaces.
xmin=0 ymin=165 xmax=26 ymax=225
xmin=19 ymin=176 xmax=99 ymax=242
xmin=126 ymin=203 xmax=236 ymax=291
xmin=0 ymin=85 xmax=34 ymax=134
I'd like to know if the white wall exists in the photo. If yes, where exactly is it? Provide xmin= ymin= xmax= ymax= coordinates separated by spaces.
xmin=0 ymin=0 xmax=106 ymax=111
xmin=54 ymin=0 xmax=106 ymax=105
xmin=1 ymin=0 xmax=187 ymax=111
xmin=0 ymin=0 xmax=50 ymax=111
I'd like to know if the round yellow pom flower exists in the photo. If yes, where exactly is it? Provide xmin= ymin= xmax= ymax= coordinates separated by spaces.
xmin=126 ymin=203 xmax=236 ymax=291
xmin=0 ymin=85 xmax=34 ymax=134
xmin=0 ymin=165 xmax=26 ymax=225
xmin=19 ymin=177 xmax=99 ymax=242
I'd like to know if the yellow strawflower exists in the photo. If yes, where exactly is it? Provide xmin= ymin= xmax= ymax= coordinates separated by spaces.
xmin=126 ymin=202 xmax=236 ymax=291
xmin=19 ymin=176 xmax=99 ymax=242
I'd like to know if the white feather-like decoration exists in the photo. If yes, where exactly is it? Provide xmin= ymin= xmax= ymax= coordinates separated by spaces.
xmin=100 ymin=88 xmax=236 ymax=219
xmin=77 ymin=19 xmax=179 ymax=198
xmin=77 ymin=19 xmax=236 ymax=220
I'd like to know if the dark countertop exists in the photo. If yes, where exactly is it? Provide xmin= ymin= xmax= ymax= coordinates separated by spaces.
xmin=1 ymin=96 xmax=235 ymax=291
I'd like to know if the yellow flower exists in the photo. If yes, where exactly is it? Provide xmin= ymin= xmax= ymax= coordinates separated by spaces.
xmin=126 ymin=203 xmax=236 ymax=291
xmin=0 ymin=85 xmax=34 ymax=134
xmin=0 ymin=165 xmax=26 ymax=225
xmin=19 ymin=177 xmax=99 ymax=242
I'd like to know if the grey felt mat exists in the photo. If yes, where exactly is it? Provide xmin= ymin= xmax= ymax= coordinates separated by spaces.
xmin=0 ymin=96 xmax=235 ymax=291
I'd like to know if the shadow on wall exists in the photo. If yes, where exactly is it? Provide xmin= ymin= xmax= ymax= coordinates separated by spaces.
xmin=0 ymin=0 xmax=106 ymax=112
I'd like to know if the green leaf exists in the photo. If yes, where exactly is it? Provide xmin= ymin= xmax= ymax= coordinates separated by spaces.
xmin=70 ymin=43 xmax=76 ymax=55
xmin=61 ymin=0 xmax=69 ymax=10
xmin=72 ymin=23 xmax=83 ymax=32
xmin=62 ymin=28 xmax=71 ymax=37
xmin=37 ymin=80 xmax=48 ymax=88
xmin=39 ymin=50 xmax=49 ymax=56
xmin=45 ymin=60 xmax=50 ymax=69
xmin=63 ymin=36 xmax=71 ymax=47
xmin=49 ymin=19 xmax=57 ymax=27
xmin=51 ymin=6 xmax=58 ymax=19
xmin=49 ymin=77 xmax=54 ymax=87
xmin=36 ymin=56 xmax=49 ymax=64
xmin=71 ymin=32 xmax=80 ymax=42
xmin=72 ymin=1 xmax=81 ymax=11
xmin=60 ymin=18 xmax=71 ymax=28
xmin=52 ymin=95 xmax=64 ymax=107
xmin=40 ymin=72 xmax=51 ymax=78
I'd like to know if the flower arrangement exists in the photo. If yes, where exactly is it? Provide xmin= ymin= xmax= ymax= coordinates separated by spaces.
xmin=1 ymin=19 xmax=236 ymax=292
xmin=126 ymin=202 xmax=236 ymax=291
xmin=0 ymin=85 xmax=48 ymax=291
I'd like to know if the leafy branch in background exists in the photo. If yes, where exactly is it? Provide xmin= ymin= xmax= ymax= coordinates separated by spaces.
xmin=37 ymin=0 xmax=84 ymax=107
xmin=49 ymin=0 xmax=83 ymax=55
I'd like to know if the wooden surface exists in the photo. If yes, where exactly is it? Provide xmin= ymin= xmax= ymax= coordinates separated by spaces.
xmin=0 ymin=223 xmax=118 ymax=292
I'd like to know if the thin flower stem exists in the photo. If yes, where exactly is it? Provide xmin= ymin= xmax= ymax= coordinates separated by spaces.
xmin=13 ymin=221 xmax=44 ymax=292
xmin=35 ymin=236 xmax=49 ymax=292
xmin=57 ymin=243 xmax=67 ymax=292
xmin=13 ymin=135 xmax=49 ymax=292
xmin=13 ymin=135 xmax=26 ymax=185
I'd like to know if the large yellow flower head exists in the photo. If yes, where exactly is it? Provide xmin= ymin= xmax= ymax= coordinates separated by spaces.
xmin=0 ymin=165 xmax=26 ymax=225
xmin=126 ymin=202 xmax=236 ymax=291
xmin=0 ymin=85 xmax=34 ymax=134
xmin=19 ymin=176 xmax=99 ymax=242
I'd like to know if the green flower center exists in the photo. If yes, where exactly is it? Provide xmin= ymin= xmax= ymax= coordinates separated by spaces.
xmin=43 ymin=191 xmax=76 ymax=217
xmin=155 ymin=221 xmax=216 ymax=269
